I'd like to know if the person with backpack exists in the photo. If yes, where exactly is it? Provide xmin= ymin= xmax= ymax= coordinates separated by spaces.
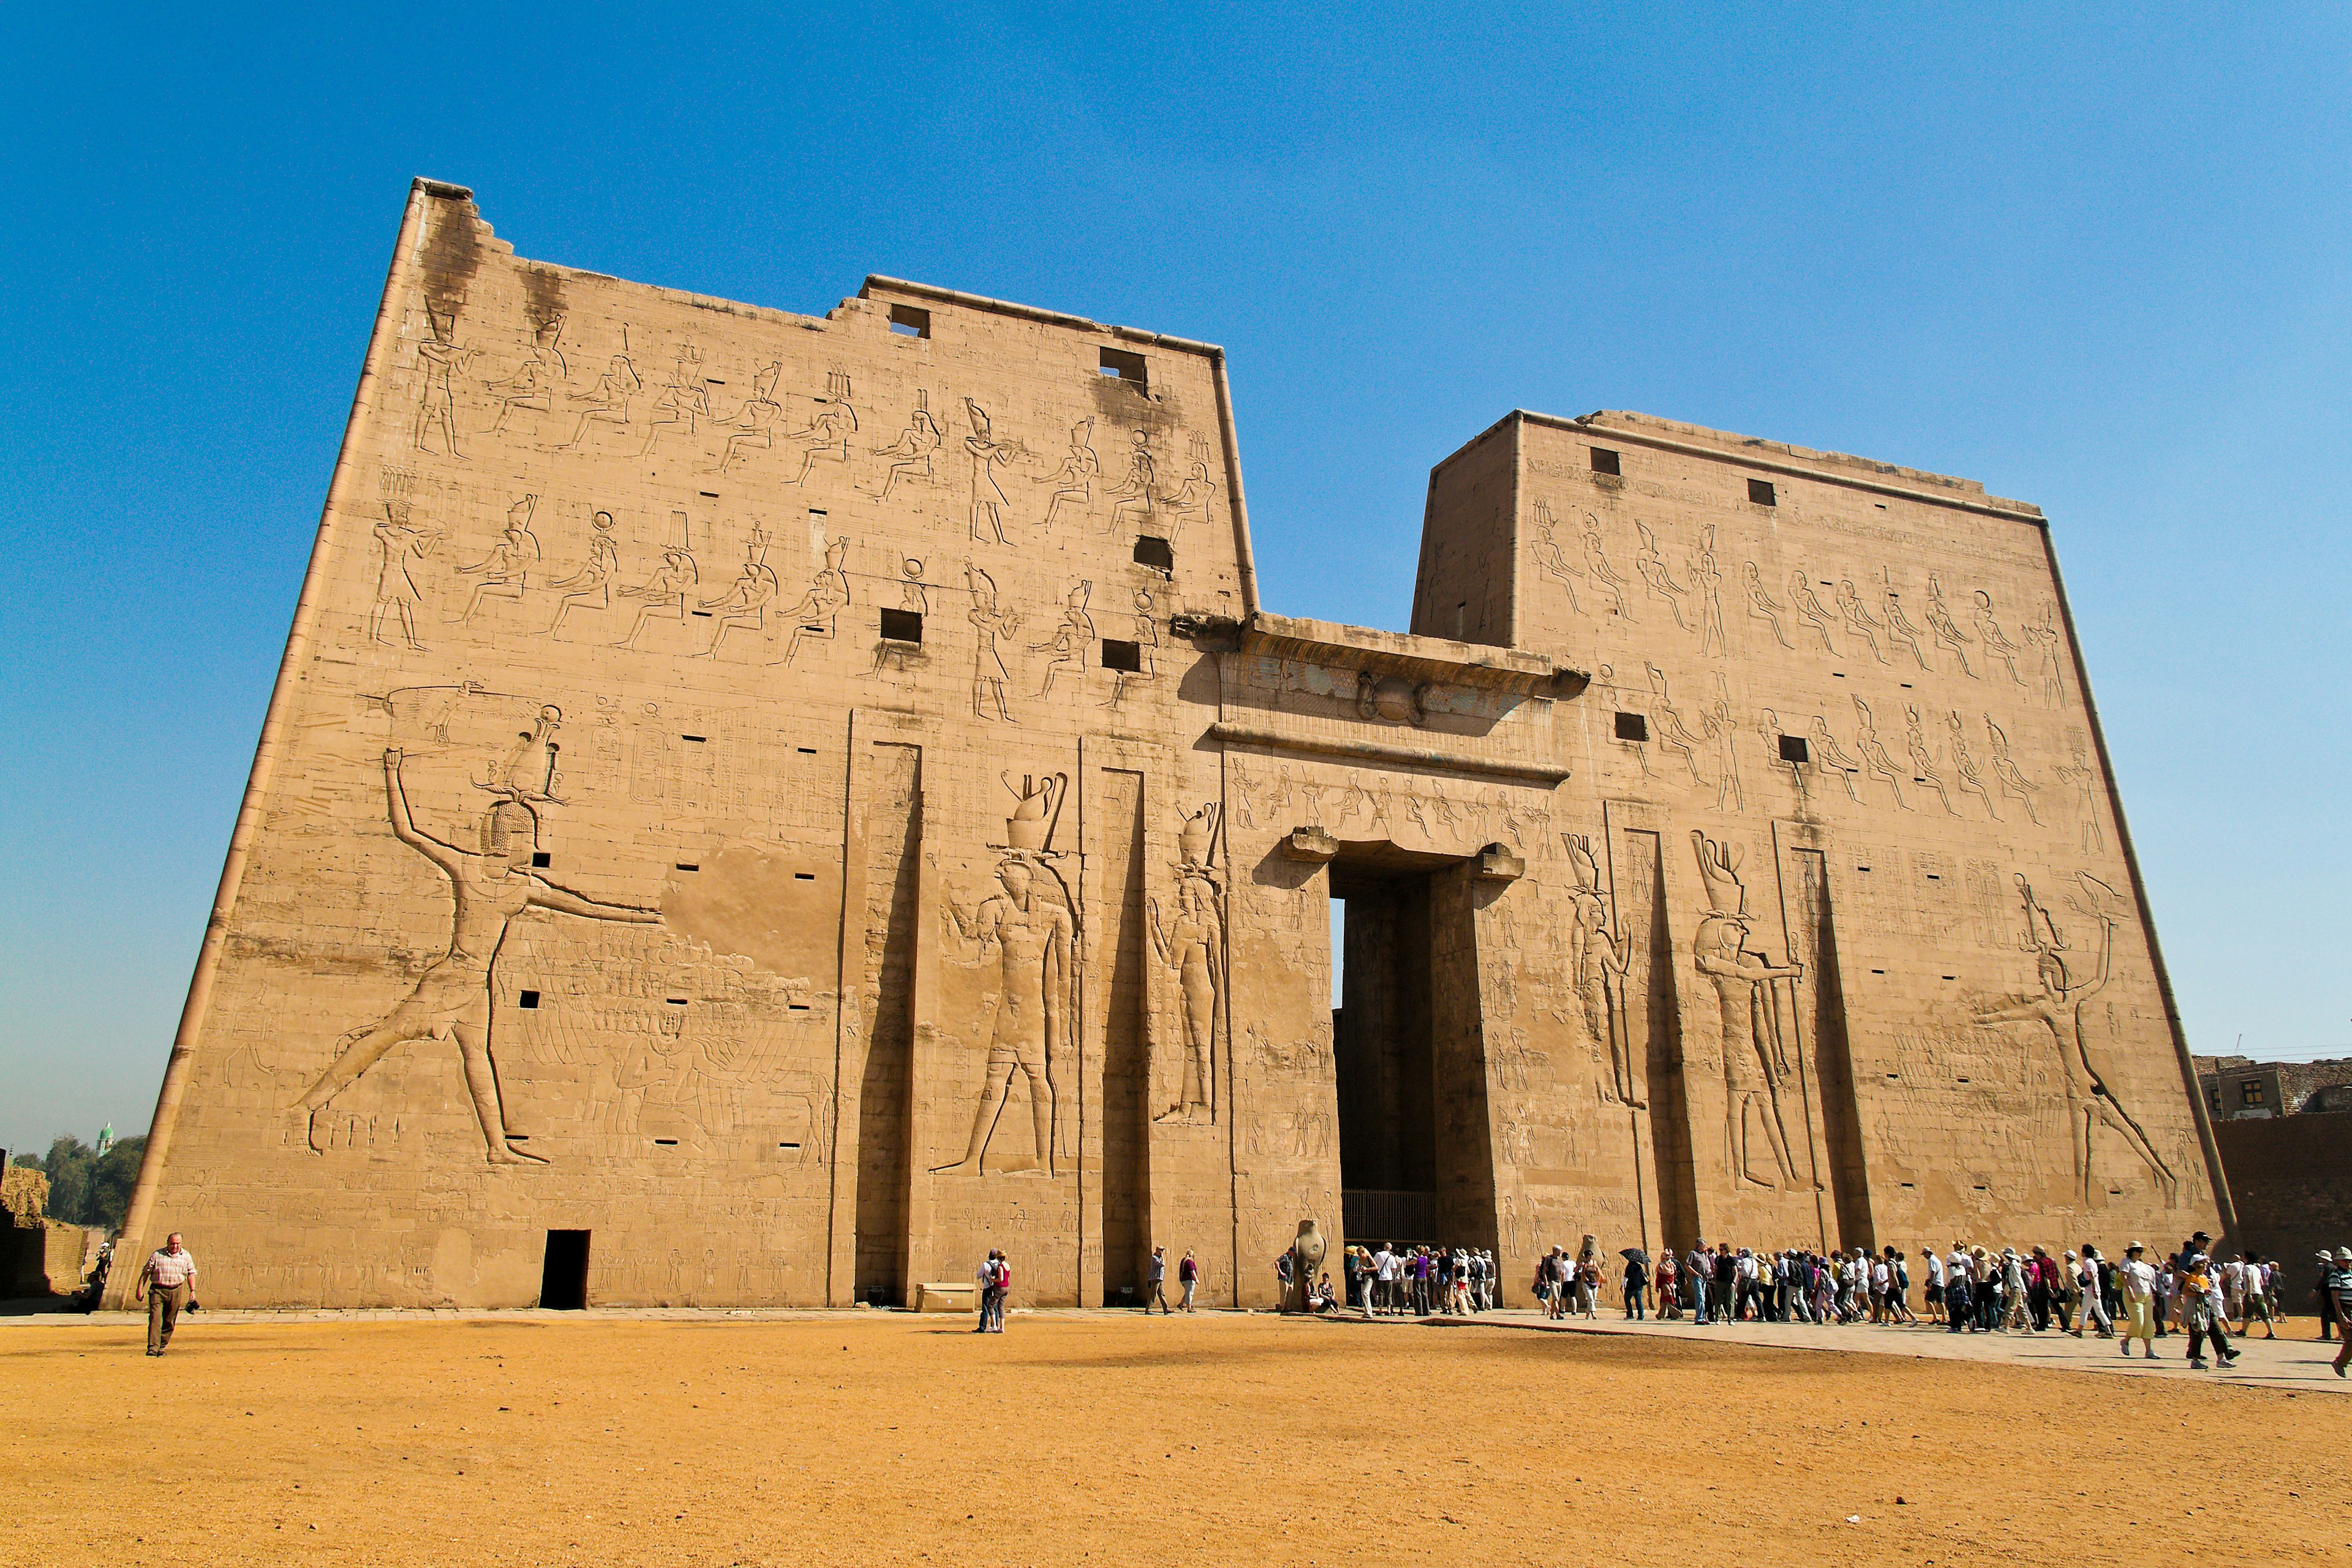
xmin=1179 ymin=1248 xmax=1200 ymax=1311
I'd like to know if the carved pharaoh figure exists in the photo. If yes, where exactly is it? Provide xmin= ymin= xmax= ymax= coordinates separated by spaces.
xmin=370 ymin=499 xmax=442 ymax=652
xmin=295 ymin=736 xmax=660 ymax=1164
xmin=1150 ymin=868 xmax=1221 ymax=1125
xmin=1975 ymin=874 xmax=2177 ymax=1208
xmin=935 ymin=856 xmax=1073 ymax=1176
xmin=1689 ymin=831 xmax=1807 ymax=1191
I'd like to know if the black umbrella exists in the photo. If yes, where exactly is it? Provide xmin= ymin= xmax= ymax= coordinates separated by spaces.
xmin=1620 ymin=1247 xmax=1651 ymax=1267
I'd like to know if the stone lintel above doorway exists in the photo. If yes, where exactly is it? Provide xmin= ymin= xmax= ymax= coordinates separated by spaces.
xmin=1237 ymin=612 xmax=1589 ymax=702
xmin=1206 ymin=720 xmax=1570 ymax=786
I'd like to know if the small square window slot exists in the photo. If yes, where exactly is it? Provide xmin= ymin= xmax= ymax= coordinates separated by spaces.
xmin=1134 ymin=535 xmax=1174 ymax=574
xmin=517 ymin=990 xmax=541 ymax=1009
xmin=889 ymin=304 xmax=930 ymax=339
xmin=530 ymin=851 xmax=551 ymax=868
xmin=1099 ymin=346 xmax=1148 ymax=388
xmin=1101 ymin=638 xmax=1142 ymax=673
xmin=1748 ymin=478 xmax=1777 ymax=505
xmin=1777 ymin=734 xmax=1809 ymax=764
xmin=880 ymin=608 xmax=924 ymax=643
xmin=1614 ymin=712 xmax=1648 ymax=742
xmin=1589 ymin=447 xmax=1621 ymax=476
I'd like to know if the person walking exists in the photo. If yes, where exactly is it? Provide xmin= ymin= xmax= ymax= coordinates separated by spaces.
xmin=2117 ymin=1242 xmax=2158 ymax=1359
xmin=1144 ymin=1246 xmax=1173 ymax=1314
xmin=2073 ymin=1247 xmax=2113 ymax=1338
xmin=1624 ymin=1253 xmax=1648 ymax=1320
xmin=2179 ymin=1248 xmax=2236 ymax=1370
xmin=1684 ymin=1241 xmax=1711 ymax=1326
xmin=1944 ymin=1245 xmax=1973 ymax=1333
xmin=2328 ymin=1249 xmax=2352 ymax=1376
xmin=136 ymin=1233 xmax=197 ymax=1357
xmin=2237 ymin=1253 xmax=2276 ymax=1340
xmin=1178 ymin=1248 xmax=1200 ymax=1311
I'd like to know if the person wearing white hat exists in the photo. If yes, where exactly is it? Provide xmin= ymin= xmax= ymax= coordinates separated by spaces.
xmin=2116 ymin=1243 xmax=2158 ymax=1358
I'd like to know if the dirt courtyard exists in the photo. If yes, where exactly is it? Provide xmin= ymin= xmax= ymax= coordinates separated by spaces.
xmin=6 ymin=1310 xmax=2343 ymax=1566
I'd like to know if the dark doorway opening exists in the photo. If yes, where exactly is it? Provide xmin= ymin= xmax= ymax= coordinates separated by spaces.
xmin=1330 ymin=843 xmax=1497 ymax=1255
xmin=540 ymin=1230 xmax=590 ymax=1310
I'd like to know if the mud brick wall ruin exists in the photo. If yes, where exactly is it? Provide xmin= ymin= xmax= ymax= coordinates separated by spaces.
xmin=108 ymin=180 xmax=2229 ymax=1309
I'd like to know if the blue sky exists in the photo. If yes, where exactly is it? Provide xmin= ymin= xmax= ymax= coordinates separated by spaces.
xmin=4 ymin=7 xmax=2348 ymax=1153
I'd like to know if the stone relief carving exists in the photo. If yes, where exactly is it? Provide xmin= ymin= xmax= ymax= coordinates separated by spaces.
xmin=556 ymin=338 xmax=643 ymax=451
xmin=935 ymin=775 xmax=1076 ymax=1175
xmin=773 ymin=533 xmax=851 ymax=666
xmin=869 ymin=402 xmax=943 ymax=500
xmin=782 ymin=372 xmax=858 ymax=484
xmin=1743 ymin=562 xmax=1792 ymax=649
xmin=1973 ymin=590 xmax=2027 ymax=685
xmin=613 ymin=514 xmax=699 ymax=650
xmin=1787 ymin=569 xmax=1837 ymax=654
xmin=1904 ymin=704 xmax=1960 ymax=816
xmin=1924 ymin=572 xmax=1973 ymax=676
xmin=636 ymin=340 xmax=712 ymax=458
xmin=1529 ymin=500 xmax=1585 ymax=612
xmin=714 ymin=361 xmax=782 ymax=474
xmin=370 ymin=497 xmax=443 ymax=653
xmin=1150 ymin=802 xmax=1223 ymax=1126
xmin=696 ymin=529 xmax=778 ymax=658
xmin=1028 ymin=581 xmax=1094 ymax=697
xmin=1103 ymin=589 xmax=1159 ymax=708
xmin=546 ymin=511 xmax=619 ymax=633
xmin=1034 ymin=417 xmax=1099 ymax=532
xmin=963 ymin=398 xmax=1022 ymax=544
xmin=1688 ymin=831 xmax=1807 ymax=1191
xmin=1634 ymin=520 xmax=1691 ymax=630
xmin=964 ymin=562 xmax=1022 ymax=722
xmin=295 ymin=714 xmax=662 ymax=1165
xmin=482 ymin=309 xmax=565 ymax=437
xmin=1582 ymin=514 xmax=1630 ymax=617
xmin=414 ymin=293 xmax=475 ymax=459
xmin=450 ymin=496 xmax=540 ymax=625
xmin=1563 ymin=833 xmax=1641 ymax=1107
xmin=1974 ymin=873 xmax=2177 ymax=1208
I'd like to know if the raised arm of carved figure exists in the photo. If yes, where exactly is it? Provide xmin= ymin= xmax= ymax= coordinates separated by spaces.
xmin=382 ymin=750 xmax=465 ymax=875
xmin=525 ymin=880 xmax=662 ymax=924
xmin=1147 ymin=896 xmax=1174 ymax=967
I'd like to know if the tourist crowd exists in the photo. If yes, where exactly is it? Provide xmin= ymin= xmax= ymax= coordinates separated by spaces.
xmin=1294 ymin=1229 xmax=2352 ymax=1378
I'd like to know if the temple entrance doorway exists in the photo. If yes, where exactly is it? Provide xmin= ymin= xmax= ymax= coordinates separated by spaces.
xmin=1329 ymin=843 xmax=1497 ymax=1256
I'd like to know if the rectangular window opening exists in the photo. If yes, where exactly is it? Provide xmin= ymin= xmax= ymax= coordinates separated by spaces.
xmin=880 ymin=607 xmax=924 ymax=643
xmin=654 ymin=1138 xmax=680 ymax=1147
xmin=681 ymin=734 xmax=707 ymax=744
xmin=1747 ymin=478 xmax=1777 ymax=505
xmin=1101 ymin=638 xmax=1142 ymax=673
xmin=778 ymin=1142 xmax=801 ymax=1150
xmin=1099 ymin=346 xmax=1148 ymax=388
xmin=1614 ymin=711 xmax=1648 ymax=742
xmin=794 ymin=872 xmax=816 ymax=881
xmin=797 ymin=747 xmax=818 ymax=755
xmin=1134 ymin=535 xmax=1174 ymax=574
xmin=1589 ymin=447 xmax=1621 ymax=476
xmin=889 ymin=303 xmax=931 ymax=339
xmin=698 ymin=490 xmax=719 ymax=500
xmin=788 ymin=1004 xmax=811 ymax=1012
xmin=530 ymin=851 xmax=551 ymax=868
xmin=517 ymin=989 xmax=541 ymax=1009
xmin=1777 ymin=734 xmax=1809 ymax=764
xmin=666 ymin=998 xmax=688 ymax=1006
xmin=674 ymin=863 xmax=700 ymax=873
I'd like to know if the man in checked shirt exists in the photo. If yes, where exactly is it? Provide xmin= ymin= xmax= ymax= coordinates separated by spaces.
xmin=135 ymin=1233 xmax=197 ymax=1357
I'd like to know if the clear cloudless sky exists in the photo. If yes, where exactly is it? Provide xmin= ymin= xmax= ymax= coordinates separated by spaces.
xmin=4 ymin=6 xmax=2348 ymax=1155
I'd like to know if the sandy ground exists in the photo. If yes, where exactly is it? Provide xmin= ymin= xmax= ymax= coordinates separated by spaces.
xmin=6 ymin=1308 xmax=2345 ymax=1567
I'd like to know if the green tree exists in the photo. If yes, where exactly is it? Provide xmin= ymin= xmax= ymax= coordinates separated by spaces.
xmin=38 ymin=1137 xmax=92 ymax=1226
xmin=81 ymin=1136 xmax=145 ymax=1231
